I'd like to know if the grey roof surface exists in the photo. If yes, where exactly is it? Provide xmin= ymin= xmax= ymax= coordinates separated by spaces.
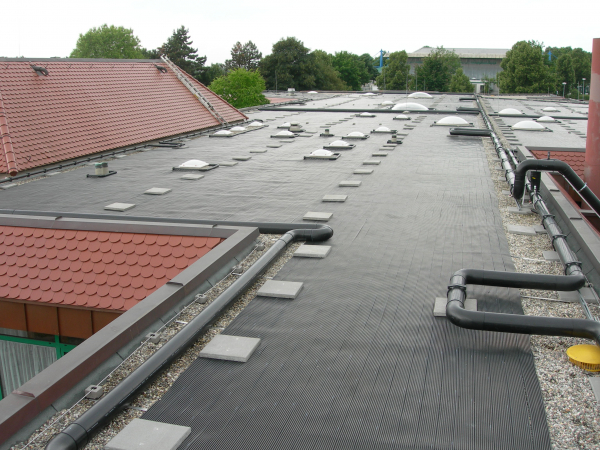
xmin=1 ymin=94 xmax=554 ymax=448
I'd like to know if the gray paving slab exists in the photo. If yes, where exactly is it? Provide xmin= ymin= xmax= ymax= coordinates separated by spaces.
xmin=363 ymin=160 xmax=381 ymax=166
xmin=199 ymin=334 xmax=261 ymax=362
xmin=533 ymin=225 xmax=547 ymax=234
xmin=105 ymin=418 xmax=191 ymax=450
xmin=144 ymin=187 xmax=171 ymax=195
xmin=588 ymin=377 xmax=600 ymax=402
xmin=354 ymin=169 xmax=374 ymax=174
xmin=303 ymin=211 xmax=333 ymax=221
xmin=507 ymin=206 xmax=532 ymax=215
xmin=558 ymin=288 xmax=598 ymax=304
xmin=543 ymin=250 xmax=560 ymax=261
xmin=267 ymin=144 xmax=282 ymax=148
xmin=104 ymin=202 xmax=135 ymax=212
xmin=180 ymin=174 xmax=204 ymax=180
xmin=250 ymin=149 xmax=267 ymax=153
xmin=0 ymin=184 xmax=17 ymax=190
xmin=219 ymin=161 xmax=238 ymax=166
xmin=257 ymin=280 xmax=303 ymax=299
xmin=293 ymin=244 xmax=332 ymax=258
xmin=339 ymin=180 xmax=361 ymax=187
xmin=507 ymin=225 xmax=537 ymax=235
xmin=433 ymin=298 xmax=477 ymax=317
xmin=322 ymin=195 xmax=347 ymax=202
xmin=372 ymin=152 xmax=388 ymax=157
xmin=232 ymin=156 xmax=251 ymax=161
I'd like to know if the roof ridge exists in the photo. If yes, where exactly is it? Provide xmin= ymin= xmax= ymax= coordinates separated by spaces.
xmin=0 ymin=89 xmax=18 ymax=175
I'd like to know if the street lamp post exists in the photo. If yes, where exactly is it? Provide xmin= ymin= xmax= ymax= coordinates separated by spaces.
xmin=582 ymin=78 xmax=586 ymax=100
xmin=562 ymin=82 xmax=567 ymax=98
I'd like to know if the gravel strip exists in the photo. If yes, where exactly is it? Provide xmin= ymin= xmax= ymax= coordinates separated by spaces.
xmin=480 ymin=113 xmax=600 ymax=449
xmin=13 ymin=235 xmax=302 ymax=450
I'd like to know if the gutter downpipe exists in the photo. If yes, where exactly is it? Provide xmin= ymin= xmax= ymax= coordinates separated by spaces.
xmin=446 ymin=96 xmax=600 ymax=342
xmin=30 ymin=212 xmax=332 ymax=450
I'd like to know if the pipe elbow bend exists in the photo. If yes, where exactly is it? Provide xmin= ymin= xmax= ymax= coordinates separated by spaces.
xmin=446 ymin=302 xmax=482 ymax=329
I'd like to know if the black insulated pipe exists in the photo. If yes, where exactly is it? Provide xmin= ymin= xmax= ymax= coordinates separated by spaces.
xmin=44 ymin=217 xmax=332 ymax=450
xmin=449 ymin=128 xmax=492 ymax=137
xmin=511 ymin=159 xmax=600 ymax=216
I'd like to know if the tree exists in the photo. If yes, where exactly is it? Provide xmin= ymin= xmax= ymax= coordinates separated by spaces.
xmin=555 ymin=53 xmax=575 ymax=92
xmin=159 ymin=26 xmax=206 ymax=80
xmin=208 ymin=69 xmax=268 ymax=108
xmin=70 ymin=24 xmax=145 ymax=59
xmin=225 ymin=41 xmax=262 ymax=71
xmin=312 ymin=50 xmax=347 ymax=91
xmin=199 ymin=63 xmax=227 ymax=86
xmin=571 ymin=48 xmax=592 ymax=86
xmin=449 ymin=68 xmax=474 ymax=92
xmin=259 ymin=37 xmax=316 ymax=90
xmin=360 ymin=53 xmax=380 ymax=82
xmin=415 ymin=47 xmax=461 ymax=92
xmin=498 ymin=41 xmax=551 ymax=93
xmin=332 ymin=51 xmax=369 ymax=91
xmin=375 ymin=51 xmax=410 ymax=90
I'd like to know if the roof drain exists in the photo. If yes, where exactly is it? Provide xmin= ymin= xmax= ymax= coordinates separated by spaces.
xmin=446 ymin=95 xmax=600 ymax=345
xmin=34 ymin=215 xmax=332 ymax=450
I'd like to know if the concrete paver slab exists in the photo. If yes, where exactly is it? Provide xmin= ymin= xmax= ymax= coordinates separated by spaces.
xmin=199 ymin=334 xmax=261 ymax=362
xmin=294 ymin=245 xmax=332 ymax=258
xmin=303 ymin=211 xmax=333 ymax=221
xmin=257 ymin=280 xmax=303 ymax=299
xmin=104 ymin=203 xmax=135 ymax=212
xmin=106 ymin=418 xmax=190 ymax=450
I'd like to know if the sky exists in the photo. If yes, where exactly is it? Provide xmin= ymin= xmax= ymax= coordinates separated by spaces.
xmin=1 ymin=0 xmax=598 ymax=63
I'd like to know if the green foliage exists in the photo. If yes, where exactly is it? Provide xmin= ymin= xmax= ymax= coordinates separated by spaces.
xmin=199 ymin=63 xmax=227 ymax=86
xmin=556 ymin=53 xmax=575 ymax=91
xmin=141 ymin=47 xmax=160 ymax=59
xmin=225 ymin=41 xmax=262 ymax=71
xmin=499 ymin=41 xmax=551 ymax=93
xmin=331 ymin=51 xmax=370 ymax=91
xmin=449 ymin=68 xmax=474 ymax=93
xmin=159 ymin=26 xmax=206 ymax=80
xmin=259 ymin=37 xmax=316 ymax=90
xmin=543 ymin=46 xmax=590 ymax=94
xmin=375 ymin=51 xmax=410 ymax=90
xmin=312 ymin=50 xmax=348 ymax=91
xmin=208 ymin=68 xmax=268 ymax=108
xmin=70 ymin=24 xmax=145 ymax=59
xmin=416 ymin=47 xmax=461 ymax=92
xmin=360 ymin=53 xmax=380 ymax=82
xmin=570 ymin=48 xmax=592 ymax=84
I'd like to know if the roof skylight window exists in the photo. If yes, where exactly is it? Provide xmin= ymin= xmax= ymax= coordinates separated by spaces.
xmin=328 ymin=140 xmax=351 ymax=147
xmin=179 ymin=160 xmax=209 ymax=168
xmin=359 ymin=112 xmax=376 ymax=117
xmin=381 ymin=101 xmax=394 ymax=106
xmin=214 ymin=130 xmax=233 ymax=136
xmin=247 ymin=121 xmax=264 ymax=127
xmin=363 ymin=93 xmax=376 ymax=96
xmin=433 ymin=116 xmax=472 ymax=126
xmin=230 ymin=126 xmax=246 ymax=132
xmin=374 ymin=126 xmax=391 ymax=132
xmin=394 ymin=114 xmax=410 ymax=120
xmin=499 ymin=108 xmax=523 ymax=115
xmin=276 ymin=130 xmax=295 ymax=136
xmin=307 ymin=91 xmax=318 ymax=93
xmin=408 ymin=92 xmax=432 ymax=99
xmin=348 ymin=131 xmax=365 ymax=137
xmin=511 ymin=121 xmax=547 ymax=131
xmin=277 ymin=122 xmax=291 ymax=129
xmin=311 ymin=149 xmax=334 ymax=156
xmin=536 ymin=116 xmax=557 ymax=123
xmin=392 ymin=102 xmax=428 ymax=111
xmin=542 ymin=106 xmax=559 ymax=112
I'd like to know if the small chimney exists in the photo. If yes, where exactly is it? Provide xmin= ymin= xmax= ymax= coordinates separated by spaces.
xmin=584 ymin=38 xmax=600 ymax=197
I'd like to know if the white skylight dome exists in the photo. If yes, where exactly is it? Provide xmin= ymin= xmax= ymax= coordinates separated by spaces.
xmin=363 ymin=93 xmax=376 ymax=96
xmin=278 ymin=122 xmax=291 ymax=128
xmin=392 ymin=102 xmax=428 ymax=111
xmin=511 ymin=121 xmax=546 ymax=131
xmin=307 ymin=91 xmax=318 ymax=93
xmin=394 ymin=114 xmax=410 ymax=120
xmin=179 ymin=159 xmax=208 ymax=168
xmin=408 ymin=92 xmax=433 ymax=99
xmin=434 ymin=116 xmax=471 ymax=126
xmin=230 ymin=126 xmax=246 ymax=132
xmin=276 ymin=130 xmax=294 ymax=136
xmin=542 ymin=106 xmax=559 ymax=112
xmin=375 ymin=126 xmax=391 ymax=132
xmin=247 ymin=121 xmax=264 ymax=127
xmin=536 ymin=116 xmax=557 ymax=123
xmin=359 ymin=112 xmax=375 ymax=117
xmin=499 ymin=108 xmax=523 ymax=116
xmin=329 ymin=140 xmax=351 ymax=147
xmin=381 ymin=101 xmax=394 ymax=106
xmin=311 ymin=149 xmax=334 ymax=156
xmin=348 ymin=131 xmax=365 ymax=137
xmin=214 ymin=130 xmax=233 ymax=136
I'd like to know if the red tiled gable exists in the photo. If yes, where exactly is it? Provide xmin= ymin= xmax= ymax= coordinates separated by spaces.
xmin=0 ymin=226 xmax=223 ymax=311
xmin=0 ymin=60 xmax=247 ymax=175
xmin=531 ymin=150 xmax=586 ymax=179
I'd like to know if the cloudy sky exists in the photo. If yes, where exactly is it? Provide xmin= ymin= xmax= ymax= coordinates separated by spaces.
xmin=1 ymin=0 xmax=598 ymax=63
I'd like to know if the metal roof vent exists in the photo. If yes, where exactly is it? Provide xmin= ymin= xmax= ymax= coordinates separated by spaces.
xmin=394 ymin=114 xmax=410 ymax=120
xmin=499 ymin=108 xmax=523 ymax=116
xmin=511 ymin=121 xmax=547 ymax=131
xmin=536 ymin=116 xmax=558 ymax=123
xmin=392 ymin=102 xmax=428 ymax=111
xmin=542 ymin=106 xmax=560 ymax=112
xmin=408 ymin=92 xmax=432 ymax=99
xmin=359 ymin=112 xmax=376 ymax=117
xmin=179 ymin=159 xmax=209 ymax=168
xmin=230 ymin=126 xmax=246 ymax=131
xmin=214 ymin=130 xmax=233 ymax=136
xmin=433 ymin=116 xmax=472 ymax=126
xmin=277 ymin=122 xmax=291 ymax=129
xmin=381 ymin=101 xmax=394 ymax=106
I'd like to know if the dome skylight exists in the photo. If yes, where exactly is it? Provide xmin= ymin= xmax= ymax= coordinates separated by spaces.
xmin=511 ymin=121 xmax=546 ymax=131
xmin=375 ymin=126 xmax=391 ymax=132
xmin=230 ymin=126 xmax=246 ymax=132
xmin=434 ymin=116 xmax=471 ymax=126
xmin=408 ymin=92 xmax=433 ymax=99
xmin=214 ymin=130 xmax=232 ymax=135
xmin=381 ymin=101 xmax=394 ymax=106
xmin=311 ymin=149 xmax=334 ymax=156
xmin=276 ymin=130 xmax=294 ymax=136
xmin=536 ymin=116 xmax=557 ymax=123
xmin=307 ymin=91 xmax=318 ymax=93
xmin=247 ymin=121 xmax=264 ymax=127
xmin=499 ymin=108 xmax=523 ymax=115
xmin=347 ymin=131 xmax=365 ymax=137
xmin=394 ymin=114 xmax=410 ymax=120
xmin=359 ymin=112 xmax=375 ymax=117
xmin=277 ymin=122 xmax=291 ymax=128
xmin=179 ymin=159 xmax=208 ymax=168
xmin=329 ymin=140 xmax=351 ymax=147
xmin=542 ymin=106 xmax=559 ymax=112
xmin=363 ymin=93 xmax=376 ymax=96
xmin=392 ymin=102 xmax=428 ymax=111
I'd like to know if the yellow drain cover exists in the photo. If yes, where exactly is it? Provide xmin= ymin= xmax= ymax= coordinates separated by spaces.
xmin=566 ymin=344 xmax=600 ymax=372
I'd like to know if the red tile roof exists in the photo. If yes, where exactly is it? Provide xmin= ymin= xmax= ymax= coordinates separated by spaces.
xmin=531 ymin=150 xmax=586 ymax=179
xmin=0 ymin=60 xmax=247 ymax=175
xmin=0 ymin=225 xmax=223 ymax=311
